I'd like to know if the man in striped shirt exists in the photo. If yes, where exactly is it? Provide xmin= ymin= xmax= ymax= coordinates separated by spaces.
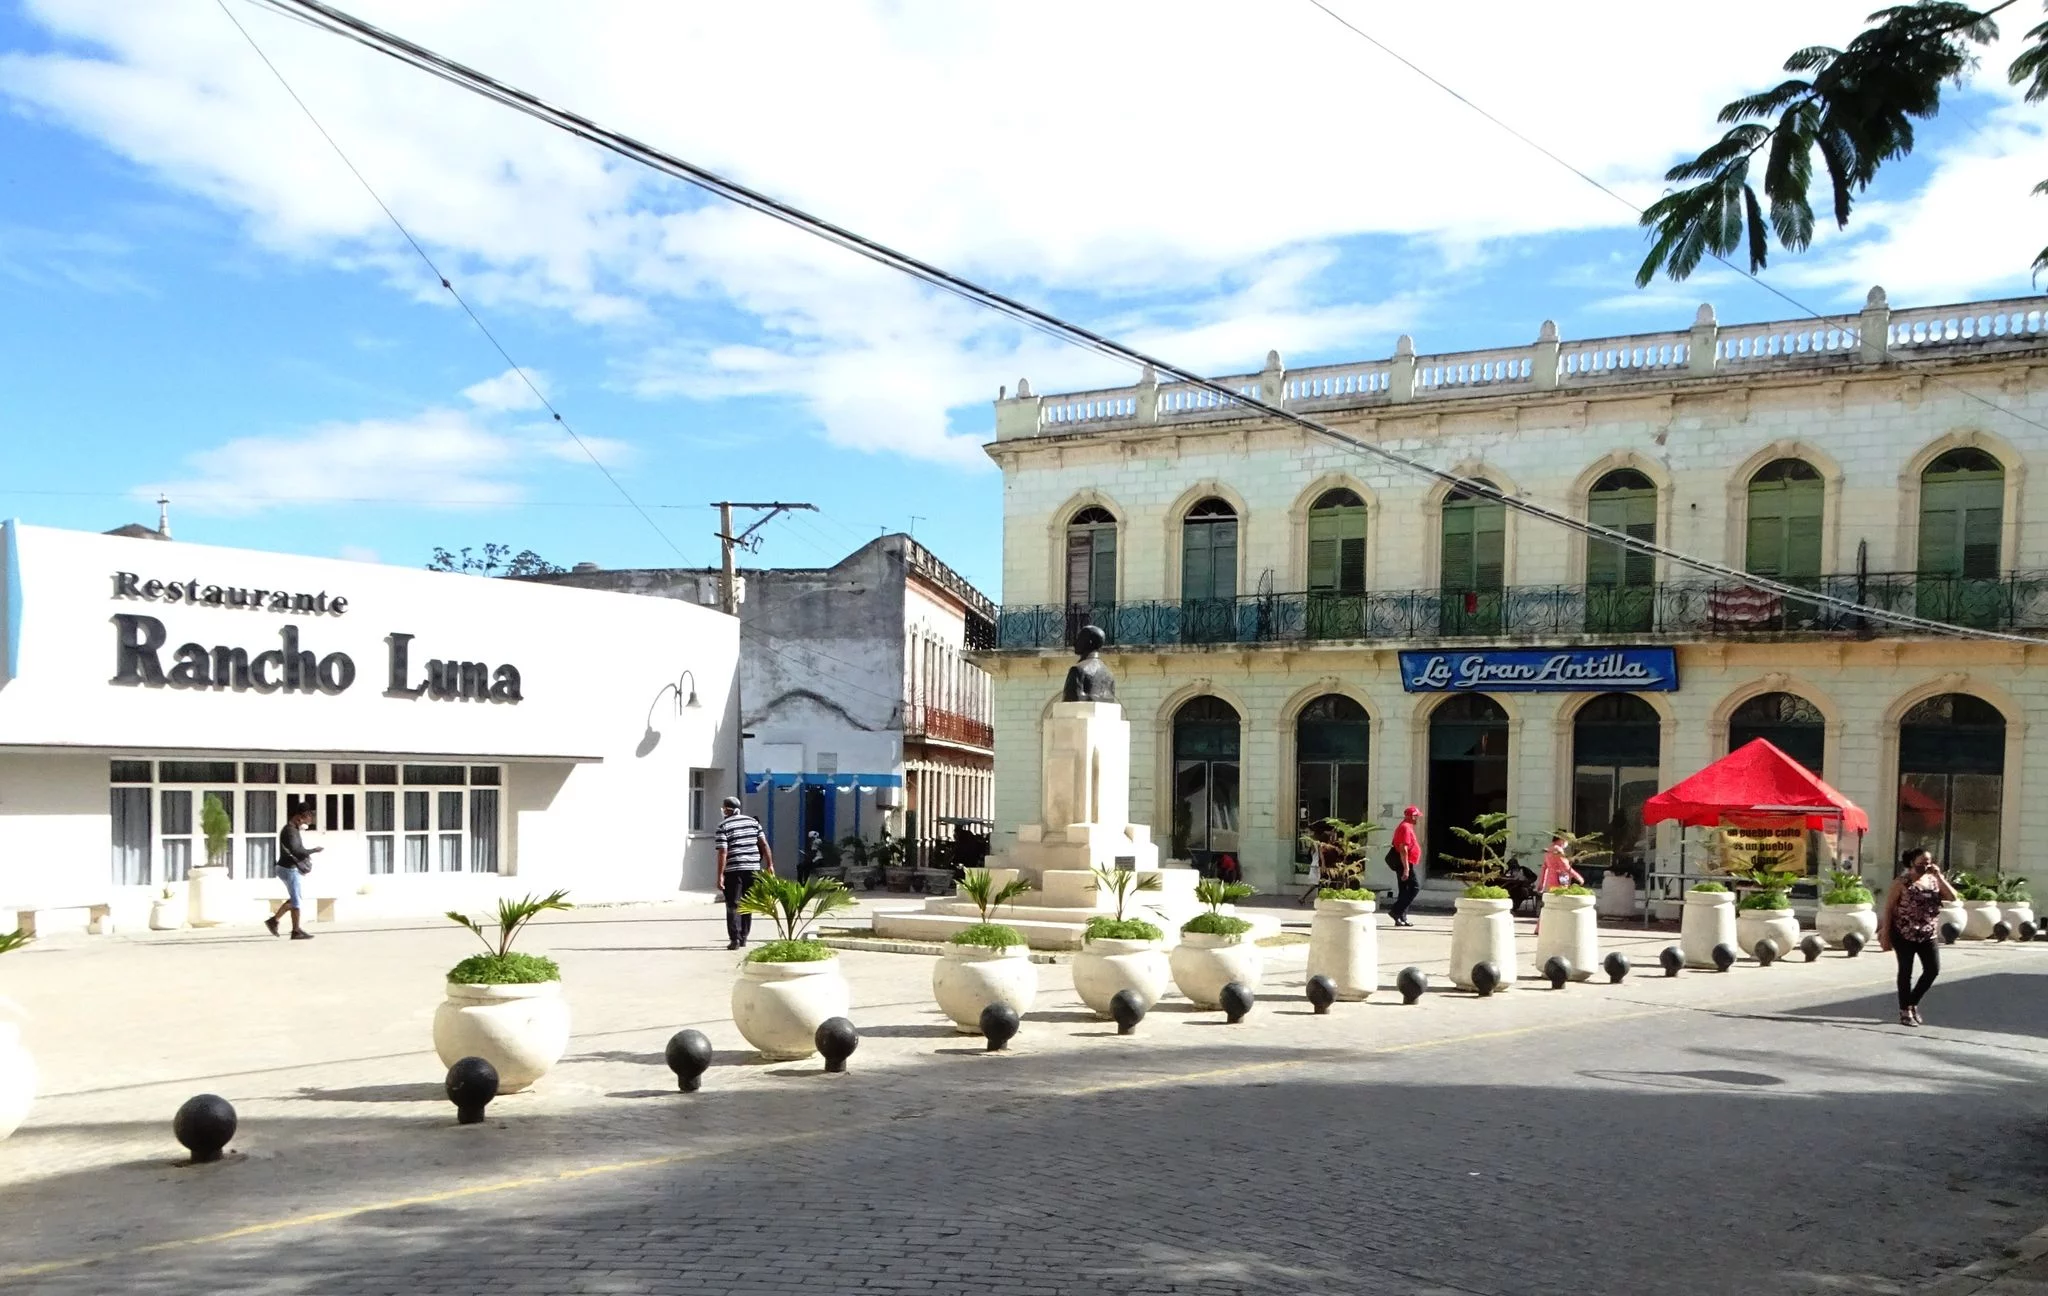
xmin=715 ymin=796 xmax=774 ymax=950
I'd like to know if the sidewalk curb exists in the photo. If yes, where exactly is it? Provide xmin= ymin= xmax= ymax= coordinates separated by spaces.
xmin=1928 ymin=1219 xmax=2048 ymax=1294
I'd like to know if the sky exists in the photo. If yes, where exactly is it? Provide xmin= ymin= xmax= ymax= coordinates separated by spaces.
xmin=4 ymin=0 xmax=2048 ymax=600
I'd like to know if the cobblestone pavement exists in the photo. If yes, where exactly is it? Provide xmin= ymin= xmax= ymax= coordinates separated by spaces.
xmin=3 ymin=900 xmax=2048 ymax=1293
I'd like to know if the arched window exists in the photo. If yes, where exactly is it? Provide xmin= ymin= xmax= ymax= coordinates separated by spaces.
xmin=1440 ymin=481 xmax=1505 ymax=636
xmin=1179 ymin=497 xmax=1239 ymax=644
xmin=1587 ymin=468 xmax=1657 ymax=633
xmin=1426 ymin=693 xmax=1508 ymax=875
xmin=1745 ymin=459 xmax=1823 ymax=582
xmin=1729 ymin=691 xmax=1825 ymax=775
xmin=1065 ymin=506 xmax=1117 ymax=639
xmin=1307 ymin=488 xmax=1367 ymax=639
xmin=1172 ymin=696 xmax=1241 ymax=864
xmin=1296 ymin=695 xmax=1369 ymax=860
xmin=1898 ymin=693 xmax=2005 ymax=874
xmin=1918 ymin=448 xmax=2005 ymax=628
xmin=1571 ymin=694 xmax=1661 ymax=879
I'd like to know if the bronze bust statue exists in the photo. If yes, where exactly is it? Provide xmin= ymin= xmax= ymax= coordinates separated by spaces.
xmin=1062 ymin=624 xmax=1117 ymax=703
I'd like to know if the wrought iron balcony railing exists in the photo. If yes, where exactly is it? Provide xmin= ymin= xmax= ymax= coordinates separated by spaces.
xmin=905 ymin=704 xmax=995 ymax=749
xmin=992 ymin=573 xmax=2048 ymax=650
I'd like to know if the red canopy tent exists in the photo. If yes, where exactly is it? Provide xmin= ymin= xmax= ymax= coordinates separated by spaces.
xmin=1643 ymin=738 xmax=1869 ymax=833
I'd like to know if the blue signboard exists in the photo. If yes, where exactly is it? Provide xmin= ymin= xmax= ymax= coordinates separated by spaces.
xmin=1398 ymin=647 xmax=1679 ymax=693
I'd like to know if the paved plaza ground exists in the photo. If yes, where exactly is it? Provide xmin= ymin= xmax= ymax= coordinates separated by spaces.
xmin=3 ymin=899 xmax=2048 ymax=1294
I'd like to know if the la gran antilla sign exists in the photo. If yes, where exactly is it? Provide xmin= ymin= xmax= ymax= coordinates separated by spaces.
xmin=1398 ymin=647 xmax=1679 ymax=693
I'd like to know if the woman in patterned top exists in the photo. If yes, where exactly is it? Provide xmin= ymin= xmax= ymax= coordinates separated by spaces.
xmin=1879 ymin=847 xmax=1958 ymax=1027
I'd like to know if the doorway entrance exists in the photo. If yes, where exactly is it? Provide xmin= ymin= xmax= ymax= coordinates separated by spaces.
xmin=1426 ymin=694 xmax=1509 ymax=878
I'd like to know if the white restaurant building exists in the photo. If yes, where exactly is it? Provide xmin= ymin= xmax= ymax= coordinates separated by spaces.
xmin=0 ymin=522 xmax=740 ymax=932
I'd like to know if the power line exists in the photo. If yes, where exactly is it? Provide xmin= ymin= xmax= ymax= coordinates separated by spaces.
xmin=248 ymin=0 xmax=2040 ymax=644
xmin=1303 ymin=0 xmax=2048 ymax=442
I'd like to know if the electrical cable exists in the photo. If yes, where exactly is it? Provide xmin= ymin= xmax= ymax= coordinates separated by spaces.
xmin=248 ymin=0 xmax=2043 ymax=643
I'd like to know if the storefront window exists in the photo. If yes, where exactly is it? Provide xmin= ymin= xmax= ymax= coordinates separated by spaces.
xmin=245 ymin=790 xmax=279 ymax=877
xmin=110 ymin=786 xmax=151 ymax=886
xmin=366 ymin=791 xmax=396 ymax=874
xmin=1571 ymin=693 xmax=1661 ymax=880
xmin=1172 ymin=696 xmax=1241 ymax=864
xmin=1427 ymin=694 xmax=1509 ymax=877
xmin=160 ymin=789 xmax=193 ymax=881
xmin=470 ymin=790 xmax=501 ymax=873
xmin=1898 ymin=693 xmax=2004 ymax=874
xmin=1296 ymin=694 xmax=1369 ymax=861
xmin=1729 ymin=691 xmax=1825 ymax=774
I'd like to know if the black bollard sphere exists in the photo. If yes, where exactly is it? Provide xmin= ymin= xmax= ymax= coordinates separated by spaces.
xmin=1800 ymin=934 xmax=1825 ymax=962
xmin=664 ymin=1029 xmax=712 ymax=1093
xmin=1219 ymin=982 xmax=1255 ymax=1024
xmin=1109 ymin=989 xmax=1146 ymax=1035
xmin=173 ymin=1093 xmax=237 ymax=1163
xmin=1842 ymin=930 xmax=1866 ymax=958
xmin=979 ymin=1003 xmax=1020 ymax=1051
xmin=1659 ymin=945 xmax=1683 ymax=977
xmin=444 ymin=1056 xmax=499 ymax=1125
xmin=2022 ymin=920 xmax=2039 ymax=943
xmin=1754 ymin=938 xmax=1779 ymax=967
xmin=1603 ymin=951 xmax=1630 ymax=984
xmin=815 ymin=1017 xmax=859 ymax=1073
xmin=1543 ymin=956 xmax=1572 ymax=989
xmin=1396 ymin=966 xmax=1429 ymax=1004
xmin=1712 ymin=943 xmax=1737 ymax=972
xmin=1941 ymin=921 xmax=1961 ymax=945
xmin=1305 ymin=974 xmax=1337 ymax=1014
xmin=1994 ymin=921 xmax=2012 ymax=942
xmin=1471 ymin=961 xmax=1500 ymax=997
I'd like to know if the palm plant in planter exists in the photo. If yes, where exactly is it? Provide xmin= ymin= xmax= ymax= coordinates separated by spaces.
xmin=732 ymin=874 xmax=857 ymax=1059
xmin=932 ymin=869 xmax=1037 ymax=1033
xmin=0 ymin=930 xmax=31 ymax=1140
xmin=1950 ymin=870 xmax=2003 ymax=939
xmin=1535 ymin=828 xmax=1605 ymax=982
xmin=1171 ymin=878 xmax=1260 ymax=1008
xmin=874 ymin=830 xmax=913 ymax=892
xmin=1997 ymin=874 xmax=2035 ymax=931
xmin=1074 ymin=866 xmax=1168 ymax=1019
xmin=1733 ymin=868 xmax=1800 ymax=958
xmin=1445 ymin=812 xmax=1517 ymax=991
xmin=1817 ymin=868 xmax=1878 ymax=948
xmin=1298 ymin=815 xmax=1381 ymax=896
xmin=433 ymin=890 xmax=575 ymax=1093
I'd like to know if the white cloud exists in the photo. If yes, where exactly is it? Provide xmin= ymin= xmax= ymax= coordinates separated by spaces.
xmin=461 ymin=367 xmax=549 ymax=412
xmin=13 ymin=0 xmax=2008 ymax=461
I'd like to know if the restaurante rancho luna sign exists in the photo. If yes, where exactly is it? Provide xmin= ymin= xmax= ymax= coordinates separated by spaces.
xmin=1398 ymin=648 xmax=1678 ymax=693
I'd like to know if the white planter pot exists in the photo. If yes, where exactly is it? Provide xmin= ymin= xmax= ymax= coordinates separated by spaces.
xmin=1937 ymin=900 xmax=1968 ymax=940
xmin=432 ymin=980 xmax=571 ymax=1093
xmin=731 ymin=957 xmax=851 ymax=1060
xmin=1816 ymin=902 xmax=1878 ymax=948
xmin=186 ymin=865 xmax=230 ymax=928
xmin=2002 ymin=902 xmax=2035 ymax=932
xmin=1072 ymin=937 xmax=1170 ymax=1019
xmin=1736 ymin=907 xmax=1800 ymax=960
xmin=1306 ymin=897 xmax=1379 ymax=1001
xmin=931 ymin=943 xmax=1038 ymax=1033
xmin=1449 ymin=897 xmax=1516 ymax=991
xmin=1680 ymin=890 xmax=1737 ymax=968
xmin=148 ymin=897 xmax=186 ymax=931
xmin=1962 ymin=900 xmax=2003 ymax=941
xmin=1535 ymin=892 xmax=1598 ymax=980
xmin=1596 ymin=874 xmax=1637 ymax=919
xmin=0 ymin=1022 xmax=34 ymax=1140
xmin=1169 ymin=930 xmax=1264 ymax=1009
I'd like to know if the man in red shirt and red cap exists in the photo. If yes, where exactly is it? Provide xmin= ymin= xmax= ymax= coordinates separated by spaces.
xmin=1388 ymin=805 xmax=1422 ymax=927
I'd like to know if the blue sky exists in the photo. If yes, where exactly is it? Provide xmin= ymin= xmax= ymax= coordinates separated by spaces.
xmin=4 ymin=0 xmax=2046 ymax=600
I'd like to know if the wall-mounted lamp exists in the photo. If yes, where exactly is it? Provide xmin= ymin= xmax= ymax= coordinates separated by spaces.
xmin=677 ymin=670 xmax=703 ymax=710
xmin=637 ymin=669 xmax=706 ymax=758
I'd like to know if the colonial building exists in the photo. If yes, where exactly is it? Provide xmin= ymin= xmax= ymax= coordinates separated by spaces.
xmin=543 ymin=534 xmax=997 ymax=869
xmin=981 ymin=290 xmax=2048 ymax=897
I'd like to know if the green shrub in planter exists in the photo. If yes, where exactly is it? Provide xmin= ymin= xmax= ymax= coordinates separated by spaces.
xmin=448 ymin=951 xmax=562 ymax=984
xmin=1084 ymin=915 xmax=1163 ymax=942
xmin=1821 ymin=869 xmax=1873 ymax=906
xmin=1317 ymin=887 xmax=1375 ymax=902
xmin=1182 ymin=911 xmax=1254 ymax=937
xmin=1462 ymin=884 xmax=1510 ymax=900
xmin=1690 ymin=881 xmax=1728 ymax=893
xmin=1950 ymin=870 xmax=1999 ymax=902
xmin=1997 ymin=874 xmax=2032 ymax=904
xmin=746 ymin=939 xmax=836 ymax=964
xmin=949 ymin=922 xmax=1025 ymax=950
xmin=1547 ymin=884 xmax=1593 ymax=896
xmin=1737 ymin=890 xmax=1791 ymax=911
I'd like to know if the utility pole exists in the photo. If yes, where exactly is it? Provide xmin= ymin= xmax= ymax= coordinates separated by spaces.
xmin=710 ymin=501 xmax=817 ymax=811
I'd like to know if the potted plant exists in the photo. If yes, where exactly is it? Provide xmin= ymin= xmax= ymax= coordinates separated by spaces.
xmin=0 ymin=930 xmax=34 ymax=1140
xmin=1446 ymin=812 xmax=1518 ymax=991
xmin=932 ymin=869 xmax=1038 ymax=1033
xmin=1951 ymin=870 xmax=2002 ymax=940
xmin=147 ymin=882 xmax=188 ymax=932
xmin=875 ymin=830 xmax=914 ymax=892
xmin=1815 ymin=868 xmax=1878 ymax=948
xmin=916 ymin=841 xmax=957 ymax=896
xmin=1680 ymin=879 xmax=1736 ymax=967
xmin=1536 ymin=877 xmax=1599 ymax=986
xmin=1734 ymin=868 xmax=1801 ymax=959
xmin=731 ymin=874 xmax=857 ymax=1059
xmin=1072 ymin=866 xmax=1169 ymax=1019
xmin=1301 ymin=816 xmax=1382 ymax=1000
xmin=1170 ymin=878 xmax=1261 ymax=1009
xmin=433 ymin=890 xmax=574 ymax=1093
xmin=1997 ymin=874 xmax=2034 ymax=932
xmin=836 ymin=834 xmax=879 ymax=890
xmin=186 ymin=792 xmax=233 ymax=929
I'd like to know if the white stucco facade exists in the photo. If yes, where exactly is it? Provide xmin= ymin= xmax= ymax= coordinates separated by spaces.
xmin=0 ymin=522 xmax=739 ymax=930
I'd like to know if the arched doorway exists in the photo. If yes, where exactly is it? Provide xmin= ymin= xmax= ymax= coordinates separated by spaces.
xmin=1065 ymin=505 xmax=1117 ymax=642
xmin=1897 ymin=693 xmax=2005 ymax=874
xmin=1179 ymin=497 xmax=1239 ymax=643
xmin=1587 ymin=468 xmax=1657 ymax=632
xmin=1571 ymin=694 xmax=1661 ymax=881
xmin=1296 ymin=695 xmax=1369 ymax=861
xmin=1307 ymin=488 xmax=1367 ymax=638
xmin=1427 ymin=694 xmax=1508 ymax=876
xmin=1439 ymin=481 xmax=1505 ymax=636
xmin=1172 ymin=696 xmax=1241 ymax=867
xmin=1729 ymin=691 xmax=1825 ymax=774
xmin=1917 ymin=448 xmax=2004 ymax=627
